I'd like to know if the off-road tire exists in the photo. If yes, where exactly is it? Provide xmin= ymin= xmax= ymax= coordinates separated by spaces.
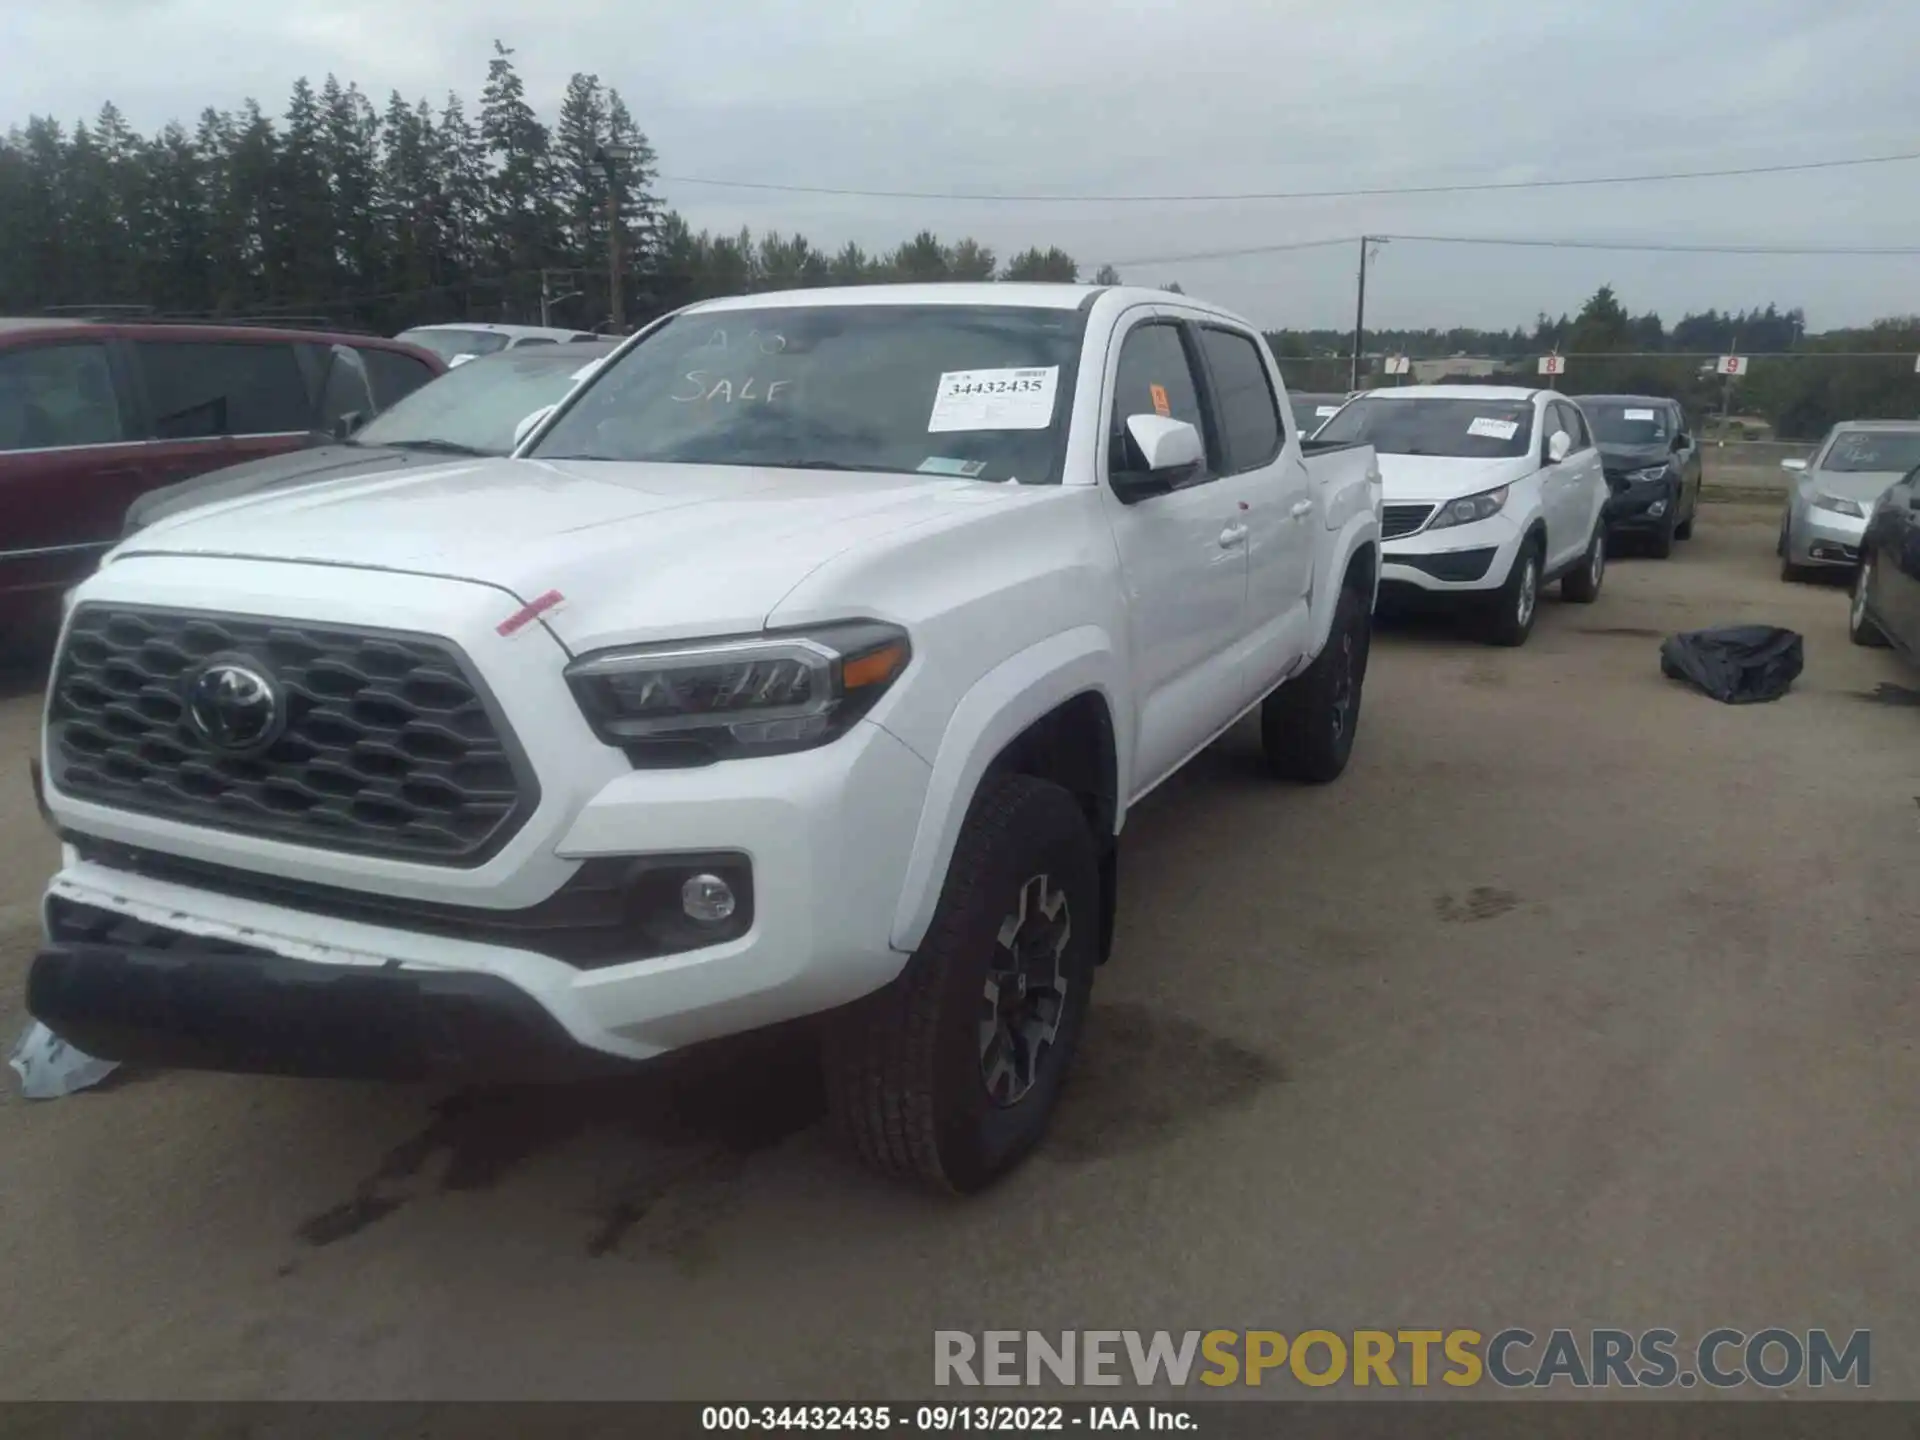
xmin=821 ymin=773 xmax=1098 ymax=1193
xmin=1262 ymin=581 xmax=1370 ymax=784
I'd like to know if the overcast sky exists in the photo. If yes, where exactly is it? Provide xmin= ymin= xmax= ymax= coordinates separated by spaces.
xmin=6 ymin=0 xmax=1918 ymax=334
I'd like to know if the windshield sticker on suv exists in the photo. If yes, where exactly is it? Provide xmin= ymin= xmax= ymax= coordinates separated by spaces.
xmin=918 ymin=457 xmax=990 ymax=477
xmin=1468 ymin=417 xmax=1520 ymax=440
xmin=1623 ymin=408 xmax=1657 ymax=421
xmin=1315 ymin=405 xmax=1340 ymax=417
xmin=928 ymin=367 xmax=1059 ymax=432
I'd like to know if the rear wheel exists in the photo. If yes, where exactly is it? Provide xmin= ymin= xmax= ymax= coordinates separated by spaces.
xmin=822 ymin=773 xmax=1098 ymax=1193
xmin=1482 ymin=540 xmax=1541 ymax=647
xmin=1560 ymin=523 xmax=1606 ymax=603
xmin=1262 ymin=581 xmax=1370 ymax=783
xmin=1850 ymin=554 xmax=1889 ymax=647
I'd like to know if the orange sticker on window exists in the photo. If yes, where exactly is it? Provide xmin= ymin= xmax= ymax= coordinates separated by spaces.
xmin=1150 ymin=383 xmax=1171 ymax=417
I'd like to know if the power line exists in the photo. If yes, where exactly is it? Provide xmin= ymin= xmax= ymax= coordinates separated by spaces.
xmin=661 ymin=147 xmax=1920 ymax=206
xmin=1380 ymin=233 xmax=1920 ymax=256
xmin=1102 ymin=232 xmax=1920 ymax=268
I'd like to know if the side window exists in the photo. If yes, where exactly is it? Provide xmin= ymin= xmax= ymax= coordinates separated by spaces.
xmin=1564 ymin=402 xmax=1592 ymax=450
xmin=357 ymin=346 xmax=437 ymax=410
xmin=1549 ymin=402 xmax=1582 ymax=452
xmin=0 ymin=343 xmax=127 ymax=451
xmin=1196 ymin=326 xmax=1282 ymax=472
xmin=136 ymin=341 xmax=312 ymax=439
xmin=1110 ymin=322 xmax=1209 ymax=477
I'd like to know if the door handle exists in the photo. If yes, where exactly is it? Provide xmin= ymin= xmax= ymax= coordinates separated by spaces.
xmin=1289 ymin=499 xmax=1314 ymax=519
xmin=1218 ymin=523 xmax=1249 ymax=548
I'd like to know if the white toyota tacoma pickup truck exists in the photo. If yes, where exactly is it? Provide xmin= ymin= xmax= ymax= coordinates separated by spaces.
xmin=29 ymin=284 xmax=1381 ymax=1191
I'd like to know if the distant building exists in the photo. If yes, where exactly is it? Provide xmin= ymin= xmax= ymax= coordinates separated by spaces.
xmin=1410 ymin=354 xmax=1502 ymax=383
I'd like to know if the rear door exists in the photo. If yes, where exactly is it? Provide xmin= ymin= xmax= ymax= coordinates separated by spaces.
xmin=1192 ymin=321 xmax=1314 ymax=703
xmin=0 ymin=337 xmax=149 ymax=604
xmin=132 ymin=337 xmax=317 ymax=481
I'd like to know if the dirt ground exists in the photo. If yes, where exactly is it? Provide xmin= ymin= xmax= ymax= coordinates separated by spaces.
xmin=1 ymin=502 xmax=1916 ymax=1400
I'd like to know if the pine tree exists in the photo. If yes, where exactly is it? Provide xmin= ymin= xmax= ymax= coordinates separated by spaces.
xmin=479 ymin=40 xmax=557 ymax=298
xmin=1004 ymin=246 xmax=1078 ymax=282
xmin=434 ymin=92 xmax=488 ymax=306
xmin=891 ymin=230 xmax=948 ymax=282
xmin=554 ymin=73 xmax=608 ymax=284
xmin=320 ymin=77 xmax=383 ymax=306
xmin=947 ymin=238 xmax=996 ymax=280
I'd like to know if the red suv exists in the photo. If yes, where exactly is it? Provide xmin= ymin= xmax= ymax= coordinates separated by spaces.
xmin=0 ymin=318 xmax=443 ymax=655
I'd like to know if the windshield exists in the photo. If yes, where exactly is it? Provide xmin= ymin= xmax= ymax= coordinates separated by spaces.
xmin=1291 ymin=395 xmax=1344 ymax=434
xmin=1312 ymin=395 xmax=1534 ymax=459
xmin=1581 ymin=400 xmax=1673 ymax=447
xmin=398 ymin=328 xmax=511 ymax=363
xmin=1819 ymin=430 xmax=1920 ymax=473
xmin=355 ymin=349 xmax=604 ymax=453
xmin=530 ymin=304 xmax=1086 ymax=483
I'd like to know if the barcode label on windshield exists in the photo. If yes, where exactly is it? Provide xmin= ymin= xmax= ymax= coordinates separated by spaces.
xmin=929 ymin=367 xmax=1059 ymax=432
xmin=1468 ymin=417 xmax=1519 ymax=440
xmin=1623 ymin=408 xmax=1656 ymax=420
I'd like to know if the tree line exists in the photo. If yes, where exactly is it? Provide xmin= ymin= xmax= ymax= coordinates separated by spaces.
xmin=1269 ymin=288 xmax=1920 ymax=439
xmin=0 ymin=41 xmax=1097 ymax=335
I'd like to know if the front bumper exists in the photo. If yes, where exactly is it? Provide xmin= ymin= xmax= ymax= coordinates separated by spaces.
xmin=1787 ymin=504 xmax=1866 ymax=567
xmin=39 ymin=556 xmax=935 ymax=1074
xmin=30 ymin=898 xmax=624 ymax=1082
xmin=1379 ymin=510 xmax=1524 ymax=598
xmin=1603 ymin=475 xmax=1677 ymax=530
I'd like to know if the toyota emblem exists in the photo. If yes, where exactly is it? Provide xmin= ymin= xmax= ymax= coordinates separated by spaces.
xmin=185 ymin=659 xmax=286 ymax=753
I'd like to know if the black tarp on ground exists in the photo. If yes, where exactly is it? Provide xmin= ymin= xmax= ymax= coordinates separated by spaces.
xmin=1659 ymin=625 xmax=1804 ymax=704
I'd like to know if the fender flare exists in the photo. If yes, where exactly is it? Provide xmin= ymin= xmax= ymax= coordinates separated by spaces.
xmin=1306 ymin=514 xmax=1382 ymax=658
xmin=888 ymin=626 xmax=1127 ymax=953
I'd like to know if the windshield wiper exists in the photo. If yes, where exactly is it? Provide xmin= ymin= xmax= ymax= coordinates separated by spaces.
xmin=386 ymin=438 xmax=489 ymax=456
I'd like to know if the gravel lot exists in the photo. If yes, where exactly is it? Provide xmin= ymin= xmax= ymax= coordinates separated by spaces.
xmin=2 ymin=502 xmax=1917 ymax=1400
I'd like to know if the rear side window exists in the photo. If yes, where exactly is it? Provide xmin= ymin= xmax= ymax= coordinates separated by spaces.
xmin=357 ymin=346 xmax=437 ymax=409
xmin=136 ymin=341 xmax=311 ymax=439
xmin=0 ymin=342 xmax=127 ymax=451
xmin=1111 ymin=323 xmax=1209 ymax=476
xmin=1197 ymin=327 xmax=1282 ymax=471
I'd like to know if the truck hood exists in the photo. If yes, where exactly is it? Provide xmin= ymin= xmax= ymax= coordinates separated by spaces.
xmin=114 ymin=456 xmax=1020 ymax=652
xmin=124 ymin=442 xmax=436 ymax=534
xmin=1374 ymin=453 xmax=1532 ymax=503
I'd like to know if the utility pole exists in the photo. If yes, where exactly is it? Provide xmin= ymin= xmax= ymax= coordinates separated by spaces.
xmin=540 ymin=268 xmax=552 ymax=328
xmin=594 ymin=142 xmax=636 ymax=332
xmin=1349 ymin=236 xmax=1387 ymax=392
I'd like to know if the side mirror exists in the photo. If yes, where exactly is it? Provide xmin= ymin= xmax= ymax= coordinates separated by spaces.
xmin=1547 ymin=430 xmax=1572 ymax=464
xmin=330 ymin=410 xmax=365 ymax=441
xmin=513 ymin=405 xmax=557 ymax=450
xmin=1780 ymin=457 xmax=1808 ymax=473
xmin=1112 ymin=415 xmax=1205 ymax=502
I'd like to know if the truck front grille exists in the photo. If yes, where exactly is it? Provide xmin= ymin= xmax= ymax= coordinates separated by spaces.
xmin=47 ymin=605 xmax=537 ymax=866
xmin=1381 ymin=503 xmax=1435 ymax=539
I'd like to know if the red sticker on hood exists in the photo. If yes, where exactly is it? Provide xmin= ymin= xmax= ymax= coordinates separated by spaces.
xmin=496 ymin=589 xmax=564 ymax=637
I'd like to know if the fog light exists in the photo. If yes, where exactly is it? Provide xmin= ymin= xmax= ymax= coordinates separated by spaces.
xmin=681 ymin=873 xmax=737 ymax=923
xmin=1649 ymin=500 xmax=1668 ymax=518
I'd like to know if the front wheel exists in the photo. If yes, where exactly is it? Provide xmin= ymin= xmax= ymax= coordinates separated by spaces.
xmin=1560 ymin=523 xmax=1606 ymax=603
xmin=1262 ymin=581 xmax=1370 ymax=783
xmin=1482 ymin=540 xmax=1541 ymax=647
xmin=1850 ymin=554 xmax=1890 ymax=647
xmin=821 ymin=773 xmax=1098 ymax=1193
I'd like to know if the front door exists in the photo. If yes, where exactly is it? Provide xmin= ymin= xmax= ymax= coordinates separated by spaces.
xmin=1099 ymin=313 xmax=1250 ymax=796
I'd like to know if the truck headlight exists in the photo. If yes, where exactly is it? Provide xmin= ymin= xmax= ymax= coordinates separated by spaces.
xmin=1426 ymin=485 xmax=1510 ymax=531
xmin=1626 ymin=465 xmax=1671 ymax=484
xmin=1811 ymin=492 xmax=1865 ymax=518
xmin=565 ymin=620 xmax=911 ymax=761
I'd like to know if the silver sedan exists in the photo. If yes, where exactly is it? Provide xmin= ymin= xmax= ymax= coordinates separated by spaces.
xmin=1779 ymin=421 xmax=1920 ymax=581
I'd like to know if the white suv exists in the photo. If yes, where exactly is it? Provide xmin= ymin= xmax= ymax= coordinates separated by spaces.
xmin=32 ymin=284 xmax=1382 ymax=1192
xmin=1315 ymin=385 xmax=1610 ymax=644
